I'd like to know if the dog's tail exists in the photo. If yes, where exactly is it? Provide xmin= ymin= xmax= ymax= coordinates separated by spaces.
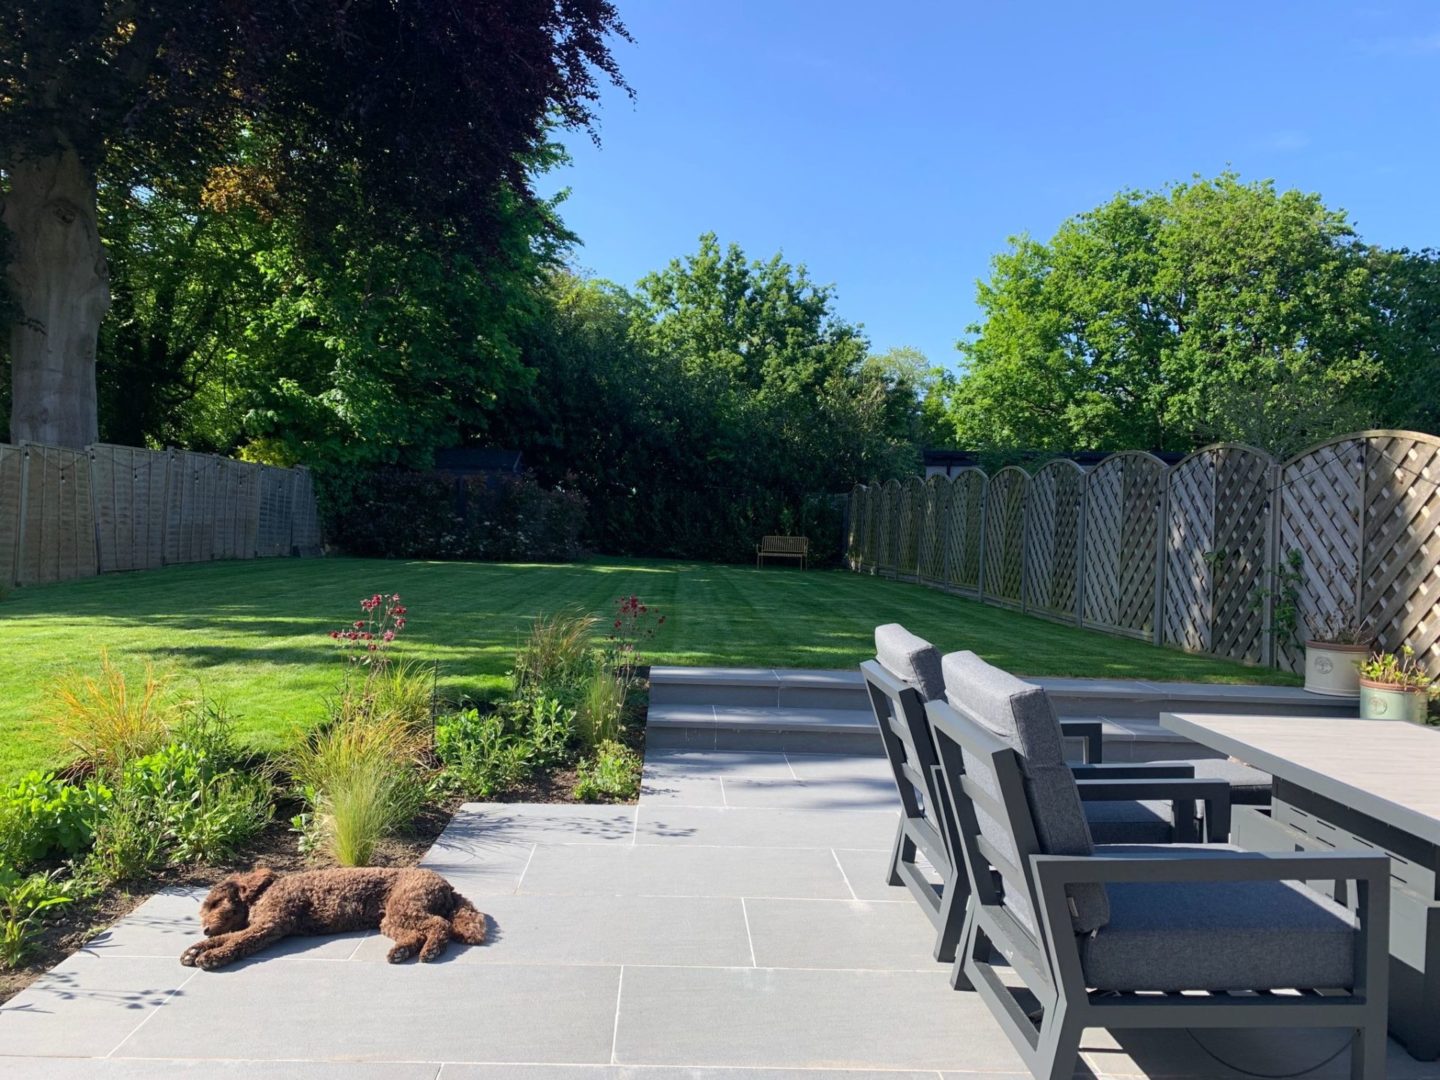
xmin=449 ymin=895 xmax=489 ymax=945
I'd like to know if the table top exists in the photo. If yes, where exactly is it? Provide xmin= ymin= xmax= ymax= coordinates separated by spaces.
xmin=1161 ymin=713 xmax=1440 ymax=846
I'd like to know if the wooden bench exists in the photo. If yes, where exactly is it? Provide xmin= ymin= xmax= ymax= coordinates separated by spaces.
xmin=755 ymin=535 xmax=809 ymax=570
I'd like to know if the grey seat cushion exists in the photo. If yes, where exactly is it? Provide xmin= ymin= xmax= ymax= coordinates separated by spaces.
xmin=874 ymin=624 xmax=944 ymax=700
xmin=1153 ymin=758 xmax=1272 ymax=805
xmin=941 ymin=650 xmax=1108 ymax=933
xmin=1080 ymin=845 xmax=1357 ymax=992
xmin=1084 ymin=800 xmax=1174 ymax=844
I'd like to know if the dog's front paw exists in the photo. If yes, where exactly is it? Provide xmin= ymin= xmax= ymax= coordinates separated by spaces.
xmin=386 ymin=944 xmax=417 ymax=964
xmin=194 ymin=949 xmax=231 ymax=971
xmin=180 ymin=942 xmax=207 ymax=967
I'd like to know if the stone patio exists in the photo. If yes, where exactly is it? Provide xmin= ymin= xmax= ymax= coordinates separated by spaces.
xmin=4 ymin=746 xmax=1440 ymax=1078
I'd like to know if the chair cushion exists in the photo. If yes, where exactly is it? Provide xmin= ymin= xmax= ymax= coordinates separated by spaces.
xmin=941 ymin=650 xmax=1108 ymax=933
xmin=1079 ymin=845 xmax=1357 ymax=992
xmin=1156 ymin=758 xmax=1272 ymax=805
xmin=874 ymin=624 xmax=944 ymax=701
xmin=1085 ymin=800 xmax=1174 ymax=844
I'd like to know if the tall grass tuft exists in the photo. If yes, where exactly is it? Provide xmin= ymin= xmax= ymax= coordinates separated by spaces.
xmin=513 ymin=610 xmax=597 ymax=698
xmin=291 ymin=699 xmax=425 ymax=867
xmin=48 ymin=651 xmax=179 ymax=776
xmin=577 ymin=668 xmax=626 ymax=748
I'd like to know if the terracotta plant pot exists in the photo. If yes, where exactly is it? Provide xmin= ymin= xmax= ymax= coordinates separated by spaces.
xmin=1358 ymin=678 xmax=1430 ymax=724
xmin=1304 ymin=640 xmax=1370 ymax=698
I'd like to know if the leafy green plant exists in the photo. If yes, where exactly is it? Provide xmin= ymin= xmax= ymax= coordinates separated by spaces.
xmin=435 ymin=708 xmax=532 ymax=798
xmin=512 ymin=695 xmax=575 ymax=768
xmin=576 ymin=669 xmax=626 ymax=749
xmin=0 ymin=772 xmax=111 ymax=871
xmin=47 ymin=651 xmax=180 ymax=776
xmin=1359 ymin=644 xmax=1435 ymax=692
xmin=1253 ymin=549 xmax=1305 ymax=648
xmin=512 ymin=610 xmax=597 ymax=700
xmin=0 ymin=870 xmax=74 ymax=970
xmin=84 ymin=785 xmax=167 ymax=885
xmin=574 ymin=740 xmax=641 ymax=803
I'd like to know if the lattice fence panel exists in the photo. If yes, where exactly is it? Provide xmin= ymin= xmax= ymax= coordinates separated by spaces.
xmin=898 ymin=476 xmax=925 ymax=579
xmin=846 ymin=485 xmax=864 ymax=568
xmin=860 ymin=486 xmax=877 ymax=570
xmin=1278 ymin=438 xmax=1365 ymax=672
xmin=0 ymin=445 xmax=21 ymax=585
xmin=917 ymin=476 xmax=950 ymax=583
xmin=1082 ymin=460 xmax=1122 ymax=630
xmin=875 ymin=480 xmax=899 ymax=576
xmin=16 ymin=444 xmax=98 ymax=585
xmin=1023 ymin=460 xmax=1084 ymax=621
xmin=1212 ymin=446 xmax=1274 ymax=664
xmin=1163 ymin=451 xmax=1215 ymax=653
xmin=983 ymin=467 xmax=1027 ymax=608
xmin=1083 ymin=453 xmax=1164 ymax=639
xmin=1360 ymin=433 xmax=1440 ymax=675
xmin=91 ymin=444 xmax=170 ymax=572
xmin=941 ymin=469 xmax=986 ymax=594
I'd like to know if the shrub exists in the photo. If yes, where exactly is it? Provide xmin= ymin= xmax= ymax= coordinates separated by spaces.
xmin=0 ymin=772 xmax=112 ymax=872
xmin=290 ymin=701 xmax=426 ymax=867
xmin=576 ymin=669 xmax=626 ymax=749
xmin=574 ymin=740 xmax=641 ymax=803
xmin=435 ymin=708 xmax=533 ymax=799
xmin=0 ymin=870 xmax=74 ymax=970
xmin=48 ymin=651 xmax=179 ymax=776
xmin=513 ymin=610 xmax=598 ymax=700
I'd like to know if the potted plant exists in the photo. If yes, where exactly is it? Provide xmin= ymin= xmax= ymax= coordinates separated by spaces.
xmin=1358 ymin=645 xmax=1434 ymax=724
xmin=1303 ymin=607 xmax=1373 ymax=699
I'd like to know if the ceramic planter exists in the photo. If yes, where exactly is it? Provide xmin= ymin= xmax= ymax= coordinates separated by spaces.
xmin=1304 ymin=640 xmax=1369 ymax=698
xmin=1358 ymin=678 xmax=1429 ymax=724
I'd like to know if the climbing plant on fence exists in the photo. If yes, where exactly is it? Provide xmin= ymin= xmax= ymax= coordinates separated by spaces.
xmin=849 ymin=429 xmax=1440 ymax=676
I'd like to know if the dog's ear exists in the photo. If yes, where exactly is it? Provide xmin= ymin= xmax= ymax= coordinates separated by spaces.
xmin=233 ymin=868 xmax=278 ymax=904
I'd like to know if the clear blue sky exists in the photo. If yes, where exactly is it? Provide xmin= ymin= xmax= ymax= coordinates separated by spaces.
xmin=543 ymin=1 xmax=1440 ymax=371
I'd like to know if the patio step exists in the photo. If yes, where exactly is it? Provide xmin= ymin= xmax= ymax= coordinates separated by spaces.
xmin=645 ymin=703 xmax=883 ymax=755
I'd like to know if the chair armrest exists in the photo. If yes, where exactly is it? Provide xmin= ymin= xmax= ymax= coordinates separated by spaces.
xmin=1076 ymin=777 xmax=1231 ymax=842
xmin=1059 ymin=719 xmax=1103 ymax=763
xmin=1072 ymin=763 xmax=1194 ymax=780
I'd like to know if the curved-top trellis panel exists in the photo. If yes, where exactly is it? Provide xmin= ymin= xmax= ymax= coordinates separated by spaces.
xmin=1163 ymin=444 xmax=1275 ymax=663
xmin=917 ymin=475 xmax=950 ymax=584
xmin=983 ymin=467 xmax=1028 ymax=609
xmin=846 ymin=485 xmax=864 ymax=569
xmin=1082 ymin=451 xmax=1167 ymax=641
xmin=877 ymin=479 xmax=901 ymax=577
xmin=1023 ymin=459 xmax=1085 ymax=622
xmin=859 ymin=484 xmax=878 ymax=571
xmin=942 ymin=469 xmax=987 ymax=595
xmin=897 ymin=476 xmax=926 ymax=580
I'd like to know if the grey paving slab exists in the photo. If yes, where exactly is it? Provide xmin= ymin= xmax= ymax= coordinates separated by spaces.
xmin=638 ymin=775 xmax=727 ymax=806
xmin=0 ymin=953 xmax=193 ymax=1058
xmin=115 ymin=960 xmax=619 ymax=1063
xmin=0 ymin=1061 xmax=439 ymax=1079
xmin=613 ymin=965 xmax=1032 ymax=1071
xmin=711 ymin=707 xmax=876 ymax=732
xmin=351 ymin=894 xmax=751 ymax=967
xmin=79 ymin=888 xmax=368 ymax=961
xmin=448 ymin=1070 xmax=936 ymax=1080
xmin=649 ymin=667 xmax=781 ymax=685
xmin=635 ymin=805 xmax=897 ymax=850
xmin=514 ymin=843 xmax=852 ymax=899
xmin=437 ymin=804 xmax=638 ymax=852
xmin=832 ymin=846 xmax=938 ymax=903
xmin=744 ymin=897 xmax=937 ymax=970
xmin=718 ymin=777 xmax=898 ymax=812
xmin=642 ymin=750 xmax=795 ymax=780
xmin=784 ymin=752 xmax=896 ymax=783
xmin=773 ymin=668 xmax=865 ymax=687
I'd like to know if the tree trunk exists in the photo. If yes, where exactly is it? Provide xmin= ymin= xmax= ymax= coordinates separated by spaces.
xmin=3 ymin=147 xmax=110 ymax=447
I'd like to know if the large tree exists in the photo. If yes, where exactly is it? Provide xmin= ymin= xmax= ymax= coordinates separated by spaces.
xmin=0 ymin=0 xmax=628 ymax=447
xmin=944 ymin=174 xmax=1392 ymax=457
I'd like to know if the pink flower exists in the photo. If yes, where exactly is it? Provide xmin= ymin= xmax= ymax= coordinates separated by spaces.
xmin=383 ymin=630 xmax=395 ymax=642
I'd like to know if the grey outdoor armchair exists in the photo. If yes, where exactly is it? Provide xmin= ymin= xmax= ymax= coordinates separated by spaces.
xmin=927 ymin=649 xmax=1390 ymax=1080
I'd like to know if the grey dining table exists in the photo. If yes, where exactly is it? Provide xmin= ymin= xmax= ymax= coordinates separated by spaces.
xmin=1162 ymin=712 xmax=1440 ymax=1061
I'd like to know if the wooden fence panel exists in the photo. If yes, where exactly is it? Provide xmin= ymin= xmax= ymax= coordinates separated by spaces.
xmin=0 ymin=445 xmax=23 ymax=585
xmin=1163 ymin=450 xmax=1215 ymax=653
xmin=1277 ymin=437 xmax=1365 ymax=672
xmin=1360 ymin=432 xmax=1440 ymax=673
xmin=16 ymin=444 xmax=98 ymax=585
xmin=1024 ymin=459 xmax=1084 ymax=622
xmin=91 ymin=444 xmax=170 ymax=572
xmin=917 ymin=476 xmax=950 ymax=584
xmin=846 ymin=485 xmax=863 ymax=569
xmin=1083 ymin=452 xmax=1165 ymax=640
xmin=897 ymin=476 xmax=924 ymax=580
xmin=165 ymin=450 xmax=221 ymax=564
xmin=983 ymin=467 xmax=1027 ymax=609
xmin=942 ymin=469 xmax=986 ymax=595
xmin=859 ymin=485 xmax=876 ymax=570
xmin=257 ymin=466 xmax=297 ymax=557
xmin=1212 ymin=446 xmax=1274 ymax=665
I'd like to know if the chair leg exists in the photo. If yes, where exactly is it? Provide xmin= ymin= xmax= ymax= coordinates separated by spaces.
xmin=1352 ymin=1023 xmax=1386 ymax=1080
xmin=886 ymin=817 xmax=913 ymax=887
xmin=933 ymin=873 xmax=970 ymax=964
xmin=1035 ymin=1000 xmax=1083 ymax=1080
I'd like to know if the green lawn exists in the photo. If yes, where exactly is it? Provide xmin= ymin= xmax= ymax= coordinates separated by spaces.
xmin=0 ymin=556 xmax=1297 ymax=781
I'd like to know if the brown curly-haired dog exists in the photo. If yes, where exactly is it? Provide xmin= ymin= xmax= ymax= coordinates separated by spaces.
xmin=179 ymin=867 xmax=488 ymax=970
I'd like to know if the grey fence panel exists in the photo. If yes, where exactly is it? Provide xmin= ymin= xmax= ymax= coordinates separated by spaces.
xmin=91 ymin=444 xmax=170 ymax=572
xmin=983 ymin=467 xmax=1027 ymax=609
xmin=257 ymin=466 xmax=298 ymax=557
xmin=942 ymin=468 xmax=987 ymax=596
xmin=16 ymin=443 xmax=98 ymax=585
xmin=0 ymin=445 xmax=23 ymax=584
xmin=898 ymin=475 xmax=925 ymax=581
xmin=877 ymin=479 xmax=900 ymax=577
xmin=917 ymin=475 xmax=950 ymax=584
xmin=1024 ymin=459 xmax=1085 ymax=623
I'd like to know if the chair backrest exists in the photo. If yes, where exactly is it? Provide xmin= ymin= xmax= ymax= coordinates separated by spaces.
xmin=760 ymin=535 xmax=808 ymax=553
xmin=935 ymin=651 xmax=1108 ymax=935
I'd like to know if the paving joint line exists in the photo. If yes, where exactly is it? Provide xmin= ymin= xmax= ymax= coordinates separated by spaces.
xmin=103 ymin=968 xmax=199 ymax=1058
xmin=831 ymin=848 xmax=860 ymax=901
xmin=739 ymin=897 xmax=758 ymax=967
xmin=514 ymin=842 xmax=538 ymax=893
xmin=609 ymin=964 xmax=625 ymax=1065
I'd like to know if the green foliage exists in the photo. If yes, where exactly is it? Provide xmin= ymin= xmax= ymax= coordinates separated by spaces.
xmin=574 ymin=740 xmax=641 ymax=803
xmin=47 ymin=651 xmax=180 ymax=777
xmin=576 ymin=670 xmax=626 ymax=749
xmin=0 ymin=871 xmax=74 ymax=970
xmin=0 ymin=772 xmax=111 ymax=872
xmin=512 ymin=611 xmax=600 ymax=701
xmin=434 ymin=708 xmax=533 ymax=800
xmin=944 ymin=174 xmax=1425 ymax=458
